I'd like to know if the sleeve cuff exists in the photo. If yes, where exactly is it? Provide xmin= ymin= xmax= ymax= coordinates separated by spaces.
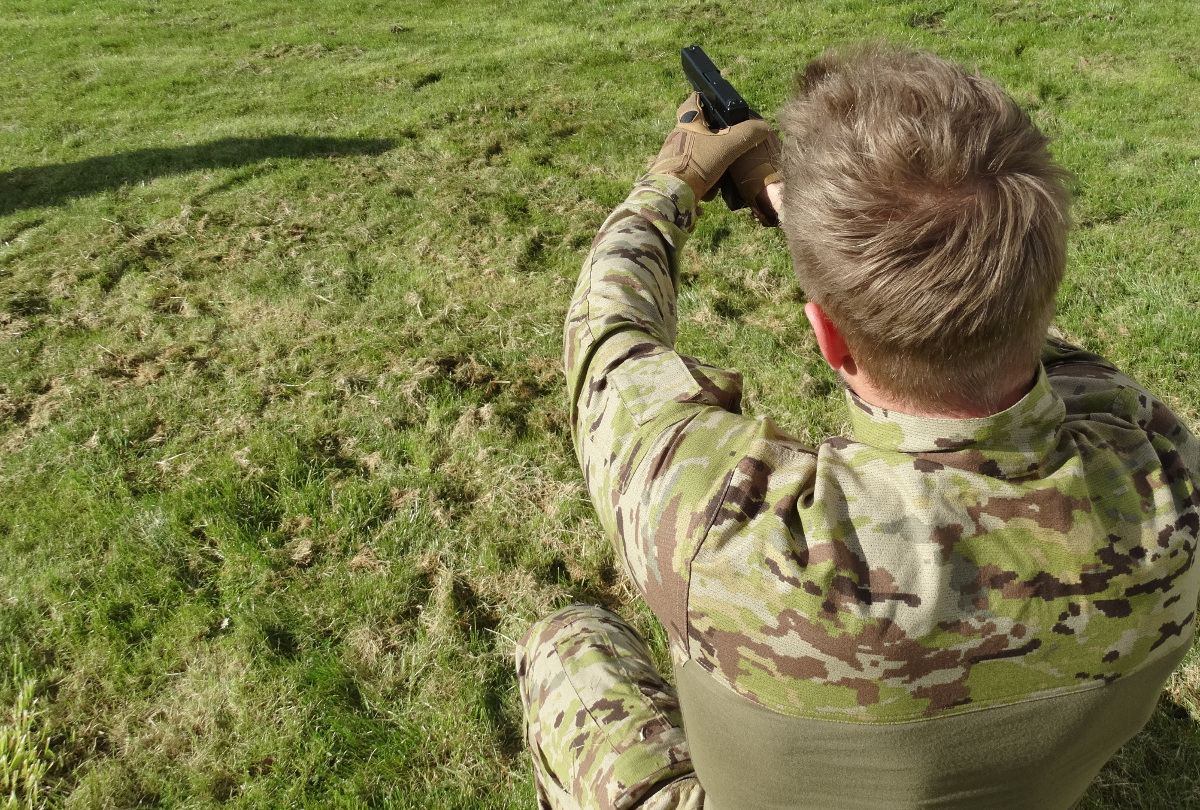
xmin=631 ymin=173 xmax=699 ymax=240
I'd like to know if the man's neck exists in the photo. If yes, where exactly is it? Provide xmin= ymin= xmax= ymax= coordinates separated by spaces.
xmin=845 ymin=369 xmax=1036 ymax=419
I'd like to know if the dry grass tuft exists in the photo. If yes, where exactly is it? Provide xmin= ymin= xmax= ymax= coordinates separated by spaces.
xmin=349 ymin=545 xmax=384 ymax=573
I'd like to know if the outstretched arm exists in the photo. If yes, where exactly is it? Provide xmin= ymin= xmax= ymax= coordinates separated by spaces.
xmin=562 ymin=101 xmax=792 ymax=642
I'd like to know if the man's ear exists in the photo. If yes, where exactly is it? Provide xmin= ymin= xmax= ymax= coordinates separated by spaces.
xmin=804 ymin=302 xmax=856 ymax=374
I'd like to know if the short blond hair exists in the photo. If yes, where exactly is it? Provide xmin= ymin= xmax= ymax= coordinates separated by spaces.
xmin=780 ymin=46 xmax=1071 ymax=411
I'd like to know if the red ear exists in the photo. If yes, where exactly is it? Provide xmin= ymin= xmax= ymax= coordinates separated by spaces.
xmin=804 ymin=302 xmax=855 ymax=373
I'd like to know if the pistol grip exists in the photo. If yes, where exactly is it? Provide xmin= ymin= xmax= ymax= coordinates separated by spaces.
xmin=719 ymin=173 xmax=747 ymax=211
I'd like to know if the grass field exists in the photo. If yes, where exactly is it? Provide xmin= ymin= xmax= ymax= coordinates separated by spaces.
xmin=2 ymin=0 xmax=1199 ymax=806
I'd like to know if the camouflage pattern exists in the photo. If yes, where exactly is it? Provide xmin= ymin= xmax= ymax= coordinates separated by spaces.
xmin=563 ymin=173 xmax=1200 ymax=723
xmin=516 ymin=604 xmax=703 ymax=810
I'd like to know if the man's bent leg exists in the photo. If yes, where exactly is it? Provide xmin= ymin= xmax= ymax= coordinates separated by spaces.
xmin=516 ymin=604 xmax=703 ymax=810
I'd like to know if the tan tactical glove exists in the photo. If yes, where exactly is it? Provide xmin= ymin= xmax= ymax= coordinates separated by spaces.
xmin=728 ymin=132 xmax=782 ymax=226
xmin=646 ymin=93 xmax=775 ymax=202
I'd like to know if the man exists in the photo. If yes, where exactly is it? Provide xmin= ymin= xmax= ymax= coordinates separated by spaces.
xmin=516 ymin=46 xmax=1199 ymax=809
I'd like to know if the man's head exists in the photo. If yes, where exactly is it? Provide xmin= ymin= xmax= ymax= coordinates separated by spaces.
xmin=779 ymin=46 xmax=1071 ymax=413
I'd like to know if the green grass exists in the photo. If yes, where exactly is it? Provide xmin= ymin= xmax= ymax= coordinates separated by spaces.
xmin=2 ymin=0 xmax=1198 ymax=806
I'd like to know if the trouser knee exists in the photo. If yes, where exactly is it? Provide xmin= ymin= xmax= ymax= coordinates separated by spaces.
xmin=515 ymin=604 xmax=698 ymax=810
xmin=516 ymin=603 xmax=639 ymax=686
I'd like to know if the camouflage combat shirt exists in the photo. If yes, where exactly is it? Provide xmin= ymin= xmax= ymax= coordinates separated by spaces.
xmin=565 ymin=175 xmax=1200 ymax=806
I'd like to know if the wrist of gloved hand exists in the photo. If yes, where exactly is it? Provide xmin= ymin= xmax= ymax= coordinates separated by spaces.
xmin=645 ymin=93 xmax=775 ymax=201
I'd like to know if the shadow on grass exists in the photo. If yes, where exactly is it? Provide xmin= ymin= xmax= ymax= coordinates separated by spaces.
xmin=0 ymin=135 xmax=396 ymax=216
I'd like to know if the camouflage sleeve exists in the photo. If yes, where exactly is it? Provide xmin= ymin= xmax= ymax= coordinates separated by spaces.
xmin=1042 ymin=335 xmax=1200 ymax=488
xmin=564 ymin=173 xmax=698 ymax=415
xmin=564 ymin=174 xmax=815 ymax=643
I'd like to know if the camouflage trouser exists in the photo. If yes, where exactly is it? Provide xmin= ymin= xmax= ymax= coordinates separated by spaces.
xmin=516 ymin=604 xmax=705 ymax=810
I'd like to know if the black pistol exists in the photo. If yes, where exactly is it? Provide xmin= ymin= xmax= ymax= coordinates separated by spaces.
xmin=681 ymin=44 xmax=753 ymax=211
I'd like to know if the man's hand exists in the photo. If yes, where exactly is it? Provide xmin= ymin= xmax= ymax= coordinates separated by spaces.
xmin=646 ymin=93 xmax=775 ymax=203
xmin=728 ymin=134 xmax=783 ymax=225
